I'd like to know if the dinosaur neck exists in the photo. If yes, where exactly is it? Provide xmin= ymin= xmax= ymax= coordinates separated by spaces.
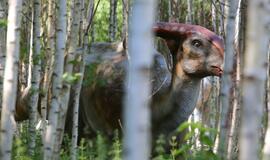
xmin=170 ymin=61 xmax=202 ymax=119
xmin=152 ymin=64 xmax=202 ymax=136
xmin=170 ymin=76 xmax=201 ymax=120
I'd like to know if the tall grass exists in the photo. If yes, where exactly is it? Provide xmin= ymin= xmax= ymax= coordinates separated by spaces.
xmin=12 ymin=121 xmax=220 ymax=160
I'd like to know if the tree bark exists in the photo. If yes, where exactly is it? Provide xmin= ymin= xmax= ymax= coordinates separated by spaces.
xmin=211 ymin=0 xmax=217 ymax=32
xmin=123 ymin=0 xmax=156 ymax=160
xmin=43 ymin=0 xmax=66 ymax=159
xmin=218 ymin=0 xmax=239 ymax=159
xmin=186 ymin=0 xmax=193 ymax=23
xmin=240 ymin=0 xmax=270 ymax=160
xmin=169 ymin=0 xmax=179 ymax=22
xmin=219 ymin=0 xmax=225 ymax=36
xmin=27 ymin=0 xmax=42 ymax=156
xmin=38 ymin=0 xmax=49 ymax=142
xmin=227 ymin=1 xmax=245 ymax=159
xmin=70 ymin=41 xmax=86 ymax=160
xmin=122 ymin=0 xmax=128 ymax=43
xmin=40 ymin=0 xmax=55 ymax=137
xmin=0 ymin=0 xmax=22 ymax=159
xmin=109 ymin=0 xmax=118 ymax=42
xmin=53 ymin=0 xmax=81 ymax=157
xmin=263 ymin=43 xmax=270 ymax=160
xmin=70 ymin=1 xmax=94 ymax=158
xmin=0 ymin=0 xmax=7 ymax=110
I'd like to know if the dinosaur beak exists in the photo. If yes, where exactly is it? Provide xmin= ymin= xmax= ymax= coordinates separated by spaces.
xmin=210 ymin=66 xmax=223 ymax=77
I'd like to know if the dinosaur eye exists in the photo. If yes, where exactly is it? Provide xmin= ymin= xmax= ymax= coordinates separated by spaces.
xmin=191 ymin=39 xmax=203 ymax=48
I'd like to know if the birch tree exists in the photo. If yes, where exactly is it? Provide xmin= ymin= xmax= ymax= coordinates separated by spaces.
xmin=218 ymin=0 xmax=239 ymax=159
xmin=70 ymin=1 xmax=94 ymax=159
xmin=27 ymin=0 xmax=41 ymax=156
xmin=122 ymin=0 xmax=128 ymax=38
xmin=211 ymin=0 xmax=217 ymax=32
xmin=186 ymin=0 xmax=192 ymax=24
xmin=263 ymin=43 xmax=270 ymax=160
xmin=44 ymin=0 xmax=66 ymax=159
xmin=123 ymin=0 xmax=156 ymax=159
xmin=70 ymin=40 xmax=86 ymax=160
xmin=122 ymin=0 xmax=128 ymax=55
xmin=0 ymin=0 xmax=7 ymax=109
xmin=20 ymin=1 xmax=32 ymax=91
xmin=0 ymin=0 xmax=22 ymax=159
xmin=240 ymin=0 xmax=270 ymax=160
xmin=109 ymin=0 xmax=118 ymax=42
xmin=53 ymin=0 xmax=81 ymax=156
xmin=40 ymin=0 xmax=56 ymax=134
xmin=88 ymin=0 xmax=95 ymax=42
xmin=227 ymin=1 xmax=245 ymax=159
xmin=169 ymin=0 xmax=179 ymax=22
xmin=70 ymin=49 xmax=84 ymax=160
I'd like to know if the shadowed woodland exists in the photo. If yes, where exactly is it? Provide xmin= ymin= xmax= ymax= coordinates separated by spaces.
xmin=0 ymin=0 xmax=270 ymax=160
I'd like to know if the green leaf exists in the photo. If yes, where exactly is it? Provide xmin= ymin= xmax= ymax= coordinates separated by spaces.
xmin=62 ymin=72 xmax=82 ymax=84
xmin=177 ymin=121 xmax=190 ymax=132
xmin=200 ymin=134 xmax=214 ymax=146
xmin=0 ymin=19 xmax=7 ymax=28
xmin=184 ymin=130 xmax=195 ymax=140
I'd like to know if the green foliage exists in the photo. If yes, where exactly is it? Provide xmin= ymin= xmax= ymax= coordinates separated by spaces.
xmin=60 ymin=135 xmax=72 ymax=159
xmin=12 ymin=121 xmax=221 ymax=160
xmin=84 ymin=63 xmax=98 ymax=86
xmin=176 ymin=122 xmax=220 ymax=160
xmin=20 ymin=45 xmax=29 ymax=63
xmin=170 ymin=136 xmax=179 ymax=160
xmin=12 ymin=138 xmax=32 ymax=160
xmin=68 ymin=58 xmax=81 ymax=66
xmin=153 ymin=135 xmax=169 ymax=160
xmin=109 ymin=130 xmax=122 ymax=160
xmin=92 ymin=0 xmax=123 ymax=42
xmin=96 ymin=133 xmax=108 ymax=160
xmin=83 ymin=63 xmax=107 ymax=87
xmin=78 ymin=138 xmax=88 ymax=160
xmin=12 ymin=122 xmax=43 ymax=160
xmin=32 ymin=52 xmax=45 ymax=65
xmin=0 ymin=19 xmax=7 ymax=28
xmin=63 ymin=72 xmax=82 ymax=84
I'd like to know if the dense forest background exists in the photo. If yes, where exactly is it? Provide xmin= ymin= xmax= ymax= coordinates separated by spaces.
xmin=0 ymin=0 xmax=270 ymax=160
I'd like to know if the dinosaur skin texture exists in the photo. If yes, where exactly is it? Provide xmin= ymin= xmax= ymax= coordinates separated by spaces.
xmin=73 ymin=22 xmax=224 ymax=142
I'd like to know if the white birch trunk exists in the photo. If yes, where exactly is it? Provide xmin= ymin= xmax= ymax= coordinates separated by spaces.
xmin=168 ymin=0 xmax=171 ymax=21
xmin=0 ymin=0 xmax=22 ymax=159
xmin=87 ymin=0 xmax=95 ymax=42
xmin=198 ymin=1 xmax=205 ymax=26
xmin=186 ymin=0 xmax=192 ymax=24
xmin=109 ymin=0 xmax=117 ymax=42
xmin=218 ymin=0 xmax=239 ymax=158
xmin=70 ymin=58 xmax=83 ymax=160
xmin=213 ymin=0 xmax=225 ymax=152
xmin=44 ymin=0 xmax=66 ymax=159
xmin=263 ymin=43 xmax=270 ymax=160
xmin=70 ymin=46 xmax=85 ymax=160
xmin=227 ymin=1 xmax=243 ymax=159
xmin=40 ymin=0 xmax=55 ymax=138
xmin=240 ymin=0 xmax=270 ymax=160
xmin=169 ymin=0 xmax=178 ymax=22
xmin=70 ymin=1 xmax=92 ymax=158
xmin=122 ymin=0 xmax=128 ymax=41
xmin=27 ymin=0 xmax=41 ymax=156
xmin=54 ymin=0 xmax=81 ymax=157
xmin=122 ymin=0 xmax=129 ymax=59
xmin=123 ymin=0 xmax=156 ymax=160
xmin=211 ymin=0 xmax=217 ymax=32
xmin=0 ymin=0 xmax=7 ymax=109
xmin=219 ymin=0 xmax=225 ymax=36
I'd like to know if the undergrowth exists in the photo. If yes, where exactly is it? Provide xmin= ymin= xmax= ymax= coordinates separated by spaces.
xmin=12 ymin=121 xmax=220 ymax=160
